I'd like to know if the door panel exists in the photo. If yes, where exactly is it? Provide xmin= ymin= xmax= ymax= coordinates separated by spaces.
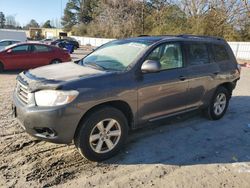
xmin=3 ymin=45 xmax=31 ymax=69
xmin=184 ymin=42 xmax=220 ymax=108
xmin=29 ymin=45 xmax=52 ymax=68
xmin=138 ymin=68 xmax=189 ymax=122
xmin=137 ymin=42 xmax=188 ymax=123
xmin=186 ymin=63 xmax=220 ymax=108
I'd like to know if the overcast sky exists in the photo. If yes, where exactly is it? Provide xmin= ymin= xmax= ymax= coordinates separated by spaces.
xmin=0 ymin=0 xmax=68 ymax=26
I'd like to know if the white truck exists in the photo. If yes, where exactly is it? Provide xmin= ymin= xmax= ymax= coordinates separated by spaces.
xmin=0 ymin=29 xmax=27 ymax=42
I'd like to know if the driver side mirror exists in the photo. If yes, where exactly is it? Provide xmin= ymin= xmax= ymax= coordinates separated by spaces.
xmin=141 ymin=60 xmax=161 ymax=73
xmin=6 ymin=49 xmax=12 ymax=53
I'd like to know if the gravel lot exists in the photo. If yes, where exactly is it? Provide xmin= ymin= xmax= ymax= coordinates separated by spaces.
xmin=0 ymin=51 xmax=250 ymax=187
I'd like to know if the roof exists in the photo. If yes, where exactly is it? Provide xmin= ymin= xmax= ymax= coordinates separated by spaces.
xmin=124 ymin=34 xmax=226 ymax=44
xmin=0 ymin=39 xmax=21 ymax=42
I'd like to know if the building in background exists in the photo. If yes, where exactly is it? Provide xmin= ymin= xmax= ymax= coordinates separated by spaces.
xmin=0 ymin=29 xmax=27 ymax=41
xmin=26 ymin=28 xmax=71 ymax=40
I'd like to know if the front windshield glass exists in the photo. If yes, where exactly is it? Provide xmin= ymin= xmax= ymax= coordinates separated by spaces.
xmin=0 ymin=46 xmax=9 ymax=52
xmin=2 ymin=43 xmax=17 ymax=51
xmin=80 ymin=40 xmax=151 ymax=71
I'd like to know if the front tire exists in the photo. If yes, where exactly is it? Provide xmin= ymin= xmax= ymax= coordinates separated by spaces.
xmin=205 ymin=87 xmax=230 ymax=120
xmin=0 ymin=63 xmax=4 ymax=73
xmin=74 ymin=107 xmax=129 ymax=161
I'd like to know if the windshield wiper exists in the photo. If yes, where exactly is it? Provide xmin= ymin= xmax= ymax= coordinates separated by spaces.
xmin=84 ymin=62 xmax=107 ymax=71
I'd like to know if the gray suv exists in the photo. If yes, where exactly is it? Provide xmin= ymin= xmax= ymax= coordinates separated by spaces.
xmin=13 ymin=35 xmax=240 ymax=161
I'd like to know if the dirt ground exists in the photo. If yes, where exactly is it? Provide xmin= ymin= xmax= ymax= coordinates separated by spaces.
xmin=1 ymin=54 xmax=250 ymax=187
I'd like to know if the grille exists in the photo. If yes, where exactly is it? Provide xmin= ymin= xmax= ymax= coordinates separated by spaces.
xmin=16 ymin=81 xmax=29 ymax=104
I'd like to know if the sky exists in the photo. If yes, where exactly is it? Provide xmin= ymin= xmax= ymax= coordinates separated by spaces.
xmin=0 ymin=0 xmax=68 ymax=27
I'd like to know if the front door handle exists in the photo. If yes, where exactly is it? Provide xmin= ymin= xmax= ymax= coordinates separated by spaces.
xmin=179 ymin=76 xmax=186 ymax=81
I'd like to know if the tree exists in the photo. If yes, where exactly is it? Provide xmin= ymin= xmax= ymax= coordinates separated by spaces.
xmin=5 ymin=15 xmax=20 ymax=29
xmin=148 ymin=0 xmax=171 ymax=11
xmin=146 ymin=5 xmax=188 ymax=35
xmin=51 ymin=18 xmax=61 ymax=28
xmin=236 ymin=11 xmax=250 ymax=41
xmin=175 ymin=0 xmax=249 ymax=40
xmin=25 ymin=19 xmax=40 ymax=29
xmin=82 ymin=0 xmax=146 ymax=38
xmin=62 ymin=0 xmax=99 ymax=31
xmin=42 ymin=20 xmax=53 ymax=28
xmin=61 ymin=0 xmax=250 ymax=41
xmin=61 ymin=2 xmax=77 ymax=31
xmin=0 ymin=12 xmax=5 ymax=28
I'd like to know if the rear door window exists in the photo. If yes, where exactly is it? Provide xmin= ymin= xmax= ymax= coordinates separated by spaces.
xmin=212 ymin=44 xmax=230 ymax=62
xmin=187 ymin=43 xmax=210 ymax=65
xmin=33 ymin=45 xmax=51 ymax=52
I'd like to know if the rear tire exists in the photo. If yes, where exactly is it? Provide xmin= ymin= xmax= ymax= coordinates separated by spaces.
xmin=50 ymin=59 xmax=62 ymax=64
xmin=204 ymin=87 xmax=230 ymax=120
xmin=74 ymin=106 xmax=128 ymax=161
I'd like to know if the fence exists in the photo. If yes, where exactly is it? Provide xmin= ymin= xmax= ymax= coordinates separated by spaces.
xmin=228 ymin=42 xmax=250 ymax=60
xmin=71 ymin=36 xmax=250 ymax=60
xmin=71 ymin=36 xmax=114 ymax=47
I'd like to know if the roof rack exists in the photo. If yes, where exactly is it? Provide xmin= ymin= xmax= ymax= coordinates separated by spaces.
xmin=137 ymin=35 xmax=150 ymax=37
xmin=176 ymin=34 xmax=225 ymax=41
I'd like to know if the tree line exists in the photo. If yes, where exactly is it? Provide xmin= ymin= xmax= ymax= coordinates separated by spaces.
xmin=62 ymin=0 xmax=250 ymax=41
xmin=0 ymin=11 xmax=60 ymax=29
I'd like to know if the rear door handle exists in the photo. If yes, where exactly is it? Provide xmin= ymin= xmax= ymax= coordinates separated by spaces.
xmin=179 ymin=76 xmax=186 ymax=81
xmin=213 ymin=71 xmax=220 ymax=75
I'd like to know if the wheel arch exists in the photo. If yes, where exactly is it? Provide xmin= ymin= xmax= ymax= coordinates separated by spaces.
xmin=50 ymin=58 xmax=62 ymax=64
xmin=74 ymin=100 xmax=134 ymax=140
xmin=217 ymin=81 xmax=236 ymax=97
xmin=0 ymin=61 xmax=4 ymax=71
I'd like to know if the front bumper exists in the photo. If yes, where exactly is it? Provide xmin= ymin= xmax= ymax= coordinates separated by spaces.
xmin=12 ymin=91 xmax=83 ymax=144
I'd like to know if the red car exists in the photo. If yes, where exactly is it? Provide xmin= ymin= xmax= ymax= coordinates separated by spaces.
xmin=0 ymin=42 xmax=71 ymax=72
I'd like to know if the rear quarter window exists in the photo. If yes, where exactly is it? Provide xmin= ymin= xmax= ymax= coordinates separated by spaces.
xmin=212 ymin=44 xmax=230 ymax=62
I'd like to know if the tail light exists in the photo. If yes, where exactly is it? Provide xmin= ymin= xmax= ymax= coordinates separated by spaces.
xmin=237 ymin=64 xmax=241 ymax=74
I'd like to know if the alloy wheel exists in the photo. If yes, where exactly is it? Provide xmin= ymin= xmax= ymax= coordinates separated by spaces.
xmin=89 ymin=118 xmax=121 ymax=154
xmin=213 ymin=93 xmax=227 ymax=116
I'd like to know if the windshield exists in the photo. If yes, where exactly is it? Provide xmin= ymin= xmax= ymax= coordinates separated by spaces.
xmin=1 ymin=43 xmax=18 ymax=51
xmin=0 ymin=46 xmax=9 ymax=52
xmin=79 ymin=40 xmax=151 ymax=71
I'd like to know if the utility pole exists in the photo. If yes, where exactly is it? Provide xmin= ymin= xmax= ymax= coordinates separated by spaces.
xmin=142 ymin=0 xmax=145 ymax=34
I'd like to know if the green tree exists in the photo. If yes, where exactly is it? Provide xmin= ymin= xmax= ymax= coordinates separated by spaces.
xmin=0 ymin=12 xmax=6 ymax=28
xmin=42 ymin=20 xmax=53 ymax=28
xmin=62 ymin=0 xmax=99 ymax=32
xmin=237 ymin=13 xmax=250 ymax=41
xmin=61 ymin=2 xmax=77 ymax=31
xmin=146 ymin=5 xmax=188 ymax=35
xmin=25 ymin=19 xmax=40 ymax=28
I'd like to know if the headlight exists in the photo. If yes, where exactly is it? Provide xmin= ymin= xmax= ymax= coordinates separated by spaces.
xmin=35 ymin=90 xmax=79 ymax=107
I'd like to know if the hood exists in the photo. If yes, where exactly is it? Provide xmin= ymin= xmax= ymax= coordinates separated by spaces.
xmin=18 ymin=62 xmax=106 ymax=91
xmin=27 ymin=62 xmax=105 ymax=81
